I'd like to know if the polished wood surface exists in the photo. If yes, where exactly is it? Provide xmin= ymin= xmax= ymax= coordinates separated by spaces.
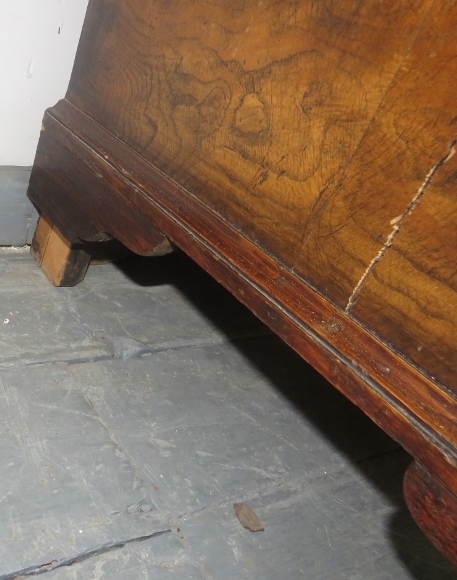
xmin=404 ymin=461 xmax=457 ymax=567
xmin=348 ymin=1 xmax=457 ymax=389
xmin=27 ymin=0 xmax=457 ymax=565
xmin=66 ymin=0 xmax=457 ymax=392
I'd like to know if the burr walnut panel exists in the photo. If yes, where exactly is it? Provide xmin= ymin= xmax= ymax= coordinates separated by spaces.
xmin=68 ymin=0 xmax=436 ymax=304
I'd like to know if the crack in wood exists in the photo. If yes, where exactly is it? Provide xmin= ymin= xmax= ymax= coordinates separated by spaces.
xmin=0 ymin=529 xmax=171 ymax=579
xmin=345 ymin=141 xmax=456 ymax=313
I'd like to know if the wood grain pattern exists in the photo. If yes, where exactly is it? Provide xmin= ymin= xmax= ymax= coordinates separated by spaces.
xmin=29 ymin=124 xmax=173 ymax=257
xmin=346 ymin=0 xmax=457 ymax=390
xmin=292 ymin=0 xmax=457 ymax=306
xmin=27 ymin=101 xmax=457 ymax=501
xmin=404 ymin=461 xmax=457 ymax=567
xmin=350 ymin=152 xmax=457 ymax=389
xmin=30 ymin=213 xmax=54 ymax=265
xmin=27 ymin=0 xmax=457 ymax=564
xmin=31 ymin=215 xmax=91 ymax=287
xmin=64 ymin=0 xmax=457 ymax=389
xmin=67 ymin=0 xmax=435 ymax=304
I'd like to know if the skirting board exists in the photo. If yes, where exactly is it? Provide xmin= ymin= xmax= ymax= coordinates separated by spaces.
xmin=0 ymin=166 xmax=38 ymax=246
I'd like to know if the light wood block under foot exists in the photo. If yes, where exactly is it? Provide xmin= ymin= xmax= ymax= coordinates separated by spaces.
xmin=31 ymin=215 xmax=91 ymax=287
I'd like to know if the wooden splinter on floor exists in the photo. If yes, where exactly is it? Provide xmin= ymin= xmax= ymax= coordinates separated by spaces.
xmin=234 ymin=502 xmax=265 ymax=532
xmin=31 ymin=215 xmax=91 ymax=287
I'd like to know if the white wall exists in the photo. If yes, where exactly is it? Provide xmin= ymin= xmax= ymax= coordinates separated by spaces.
xmin=0 ymin=0 xmax=89 ymax=166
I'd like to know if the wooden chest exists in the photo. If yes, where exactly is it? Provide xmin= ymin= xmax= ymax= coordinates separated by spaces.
xmin=27 ymin=0 xmax=457 ymax=565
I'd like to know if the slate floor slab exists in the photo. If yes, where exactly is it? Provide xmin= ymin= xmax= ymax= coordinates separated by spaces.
xmin=74 ymin=338 xmax=399 ymax=519
xmin=0 ymin=248 xmax=454 ymax=579
xmin=0 ymin=251 xmax=269 ymax=368
xmin=178 ymin=452 xmax=455 ymax=580
xmin=0 ymin=365 xmax=168 ymax=574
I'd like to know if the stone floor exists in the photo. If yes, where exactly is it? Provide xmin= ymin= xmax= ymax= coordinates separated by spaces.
xmin=0 ymin=247 xmax=454 ymax=579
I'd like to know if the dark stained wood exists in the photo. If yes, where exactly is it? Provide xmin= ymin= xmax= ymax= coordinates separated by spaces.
xmin=404 ymin=461 xmax=457 ymax=567
xmin=31 ymin=215 xmax=91 ymax=287
xmin=28 ymin=101 xmax=457 ymax=494
xmin=88 ymin=238 xmax=132 ymax=265
xmin=27 ymin=0 xmax=457 ymax=565
xmin=28 ymin=123 xmax=173 ymax=257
